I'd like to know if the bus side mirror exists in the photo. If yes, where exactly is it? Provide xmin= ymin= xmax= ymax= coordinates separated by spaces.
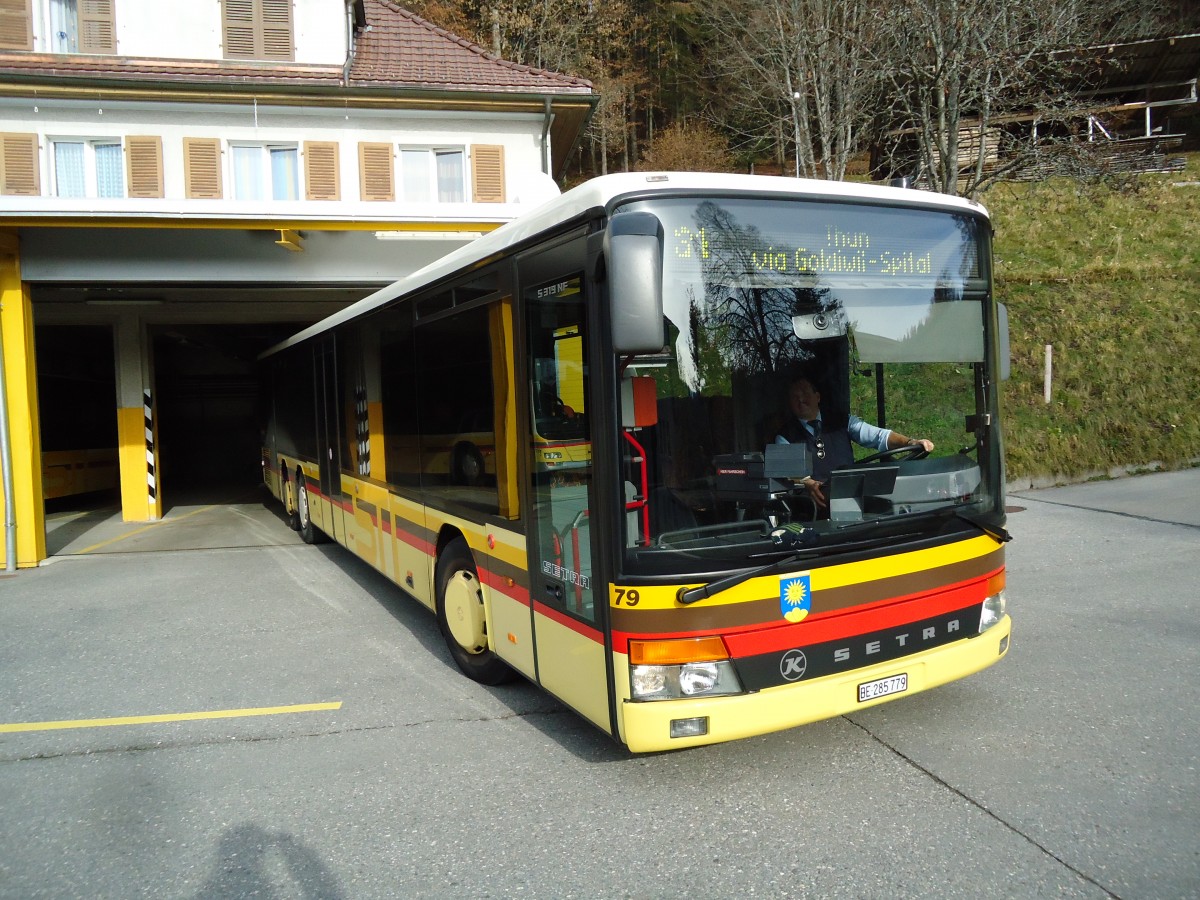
xmin=997 ymin=303 xmax=1011 ymax=381
xmin=605 ymin=211 xmax=664 ymax=354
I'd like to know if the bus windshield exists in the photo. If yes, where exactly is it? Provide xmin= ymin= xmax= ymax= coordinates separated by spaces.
xmin=615 ymin=196 xmax=999 ymax=573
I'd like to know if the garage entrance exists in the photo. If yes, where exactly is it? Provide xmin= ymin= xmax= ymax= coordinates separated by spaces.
xmin=36 ymin=324 xmax=120 ymax=510
xmin=152 ymin=324 xmax=294 ymax=504
xmin=6 ymin=222 xmax=464 ymax=567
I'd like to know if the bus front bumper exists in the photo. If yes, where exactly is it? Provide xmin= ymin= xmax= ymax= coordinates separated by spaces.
xmin=618 ymin=616 xmax=1011 ymax=753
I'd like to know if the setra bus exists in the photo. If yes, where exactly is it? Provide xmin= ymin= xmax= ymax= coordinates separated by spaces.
xmin=259 ymin=172 xmax=1011 ymax=753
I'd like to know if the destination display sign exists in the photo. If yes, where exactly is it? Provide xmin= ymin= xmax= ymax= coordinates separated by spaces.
xmin=624 ymin=197 xmax=984 ymax=286
xmin=671 ymin=224 xmax=939 ymax=278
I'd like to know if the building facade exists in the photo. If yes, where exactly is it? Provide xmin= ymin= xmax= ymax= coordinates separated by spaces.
xmin=0 ymin=0 xmax=595 ymax=568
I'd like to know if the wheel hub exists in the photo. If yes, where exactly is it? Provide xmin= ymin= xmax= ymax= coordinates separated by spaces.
xmin=444 ymin=570 xmax=487 ymax=654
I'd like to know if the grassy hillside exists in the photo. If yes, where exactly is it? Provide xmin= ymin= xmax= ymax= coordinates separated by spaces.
xmin=984 ymin=154 xmax=1200 ymax=485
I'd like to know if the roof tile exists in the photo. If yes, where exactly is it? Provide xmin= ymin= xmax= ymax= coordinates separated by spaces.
xmin=349 ymin=0 xmax=592 ymax=94
xmin=0 ymin=2 xmax=593 ymax=97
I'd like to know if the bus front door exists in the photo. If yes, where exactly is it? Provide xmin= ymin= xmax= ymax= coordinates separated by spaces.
xmin=523 ymin=250 xmax=611 ymax=734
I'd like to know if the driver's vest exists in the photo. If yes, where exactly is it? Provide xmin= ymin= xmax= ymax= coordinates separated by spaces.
xmin=777 ymin=418 xmax=853 ymax=484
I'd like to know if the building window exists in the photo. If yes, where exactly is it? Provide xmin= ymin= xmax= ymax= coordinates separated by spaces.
xmin=49 ymin=0 xmax=115 ymax=54
xmin=231 ymin=144 xmax=298 ymax=201
xmin=52 ymin=139 xmax=124 ymax=198
xmin=399 ymin=148 xmax=465 ymax=203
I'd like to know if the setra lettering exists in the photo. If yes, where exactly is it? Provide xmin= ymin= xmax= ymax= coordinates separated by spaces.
xmin=832 ymin=618 xmax=963 ymax=665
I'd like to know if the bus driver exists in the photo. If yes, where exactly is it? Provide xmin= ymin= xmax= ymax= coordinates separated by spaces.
xmin=775 ymin=375 xmax=934 ymax=514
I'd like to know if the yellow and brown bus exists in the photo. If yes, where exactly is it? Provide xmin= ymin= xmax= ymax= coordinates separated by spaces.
xmin=260 ymin=172 xmax=1011 ymax=752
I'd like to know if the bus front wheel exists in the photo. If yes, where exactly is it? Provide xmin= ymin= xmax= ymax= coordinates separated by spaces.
xmin=435 ymin=538 xmax=514 ymax=685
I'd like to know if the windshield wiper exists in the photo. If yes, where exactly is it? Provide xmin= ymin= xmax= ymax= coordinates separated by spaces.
xmin=677 ymin=524 xmax=818 ymax=605
xmin=953 ymin=508 xmax=1012 ymax=542
xmin=676 ymin=553 xmax=802 ymax=605
xmin=833 ymin=504 xmax=1012 ymax=543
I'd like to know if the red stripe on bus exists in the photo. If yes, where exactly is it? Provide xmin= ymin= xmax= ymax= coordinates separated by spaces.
xmin=611 ymin=578 xmax=986 ymax=656
xmin=391 ymin=521 xmax=435 ymax=555
xmin=303 ymin=477 xmax=435 ymax=554
xmin=305 ymin=481 xmax=353 ymax=514
xmin=533 ymin=599 xmax=604 ymax=643
xmin=478 ymin=569 xmax=531 ymax=607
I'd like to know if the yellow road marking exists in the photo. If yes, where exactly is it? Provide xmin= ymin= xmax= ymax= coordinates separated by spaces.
xmin=0 ymin=701 xmax=343 ymax=734
xmin=74 ymin=505 xmax=217 ymax=554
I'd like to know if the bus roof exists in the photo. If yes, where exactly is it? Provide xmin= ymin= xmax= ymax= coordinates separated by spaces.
xmin=260 ymin=172 xmax=989 ymax=358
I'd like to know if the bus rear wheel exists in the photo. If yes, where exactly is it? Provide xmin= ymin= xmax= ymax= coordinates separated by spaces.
xmin=435 ymin=538 xmax=514 ymax=685
xmin=296 ymin=476 xmax=320 ymax=544
xmin=283 ymin=466 xmax=300 ymax=530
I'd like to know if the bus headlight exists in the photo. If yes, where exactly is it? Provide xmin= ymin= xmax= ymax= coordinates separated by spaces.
xmin=631 ymin=665 xmax=668 ymax=698
xmin=979 ymin=590 xmax=1006 ymax=632
xmin=630 ymin=660 xmax=742 ymax=700
xmin=628 ymin=638 xmax=744 ymax=701
xmin=679 ymin=662 xmax=721 ymax=695
xmin=978 ymin=571 xmax=1007 ymax=633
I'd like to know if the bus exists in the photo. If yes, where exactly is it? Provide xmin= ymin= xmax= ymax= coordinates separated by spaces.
xmin=259 ymin=172 xmax=1011 ymax=753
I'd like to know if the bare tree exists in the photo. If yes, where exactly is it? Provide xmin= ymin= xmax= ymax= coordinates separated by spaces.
xmin=406 ymin=1 xmax=641 ymax=176
xmin=869 ymin=0 xmax=1176 ymax=198
xmin=699 ymin=0 xmax=881 ymax=180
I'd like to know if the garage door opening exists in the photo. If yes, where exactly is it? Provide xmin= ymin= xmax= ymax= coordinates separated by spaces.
xmin=152 ymin=325 xmax=295 ymax=504
xmin=36 ymin=324 xmax=120 ymax=511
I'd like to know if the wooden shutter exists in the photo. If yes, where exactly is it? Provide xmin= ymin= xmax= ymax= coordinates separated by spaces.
xmin=223 ymin=0 xmax=256 ymax=57
xmin=183 ymin=138 xmax=222 ymax=199
xmin=260 ymin=0 xmax=293 ymax=60
xmin=471 ymin=145 xmax=506 ymax=203
xmin=0 ymin=0 xmax=31 ymax=51
xmin=0 ymin=132 xmax=39 ymax=196
xmin=125 ymin=136 xmax=163 ymax=198
xmin=358 ymin=143 xmax=393 ymax=202
xmin=79 ymin=0 xmax=116 ymax=53
xmin=223 ymin=0 xmax=293 ymax=61
xmin=304 ymin=141 xmax=339 ymax=200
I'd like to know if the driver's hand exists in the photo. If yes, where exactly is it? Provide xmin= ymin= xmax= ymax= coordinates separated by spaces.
xmin=802 ymin=477 xmax=828 ymax=511
xmin=915 ymin=438 xmax=934 ymax=452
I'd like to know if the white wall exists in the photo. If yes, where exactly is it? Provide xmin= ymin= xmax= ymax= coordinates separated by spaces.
xmin=29 ymin=0 xmax=349 ymax=65
xmin=0 ymin=97 xmax=552 ymax=219
xmin=107 ymin=0 xmax=222 ymax=60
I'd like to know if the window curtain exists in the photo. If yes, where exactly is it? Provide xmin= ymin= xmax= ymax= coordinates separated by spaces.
xmin=53 ymin=142 xmax=85 ymax=197
xmin=269 ymin=147 xmax=298 ymax=200
xmin=50 ymin=0 xmax=78 ymax=53
xmin=232 ymin=145 xmax=265 ymax=201
xmin=401 ymin=150 xmax=432 ymax=203
xmin=436 ymin=150 xmax=465 ymax=203
xmin=94 ymin=143 xmax=124 ymax=198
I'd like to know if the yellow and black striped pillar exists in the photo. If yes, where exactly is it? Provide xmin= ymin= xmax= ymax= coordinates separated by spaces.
xmin=115 ymin=318 xmax=162 ymax=522
xmin=143 ymin=389 xmax=157 ymax=505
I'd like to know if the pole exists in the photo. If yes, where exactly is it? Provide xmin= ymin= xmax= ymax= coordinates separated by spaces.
xmin=1043 ymin=344 xmax=1053 ymax=404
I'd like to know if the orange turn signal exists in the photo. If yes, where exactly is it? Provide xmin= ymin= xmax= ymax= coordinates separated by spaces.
xmin=629 ymin=636 xmax=729 ymax=666
xmin=986 ymin=569 xmax=1006 ymax=595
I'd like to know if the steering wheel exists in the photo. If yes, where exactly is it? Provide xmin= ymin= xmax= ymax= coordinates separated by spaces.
xmin=856 ymin=443 xmax=930 ymax=465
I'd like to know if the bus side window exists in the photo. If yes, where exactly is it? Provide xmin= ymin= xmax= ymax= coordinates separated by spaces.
xmin=416 ymin=305 xmax=500 ymax=515
xmin=376 ymin=306 xmax=421 ymax=489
